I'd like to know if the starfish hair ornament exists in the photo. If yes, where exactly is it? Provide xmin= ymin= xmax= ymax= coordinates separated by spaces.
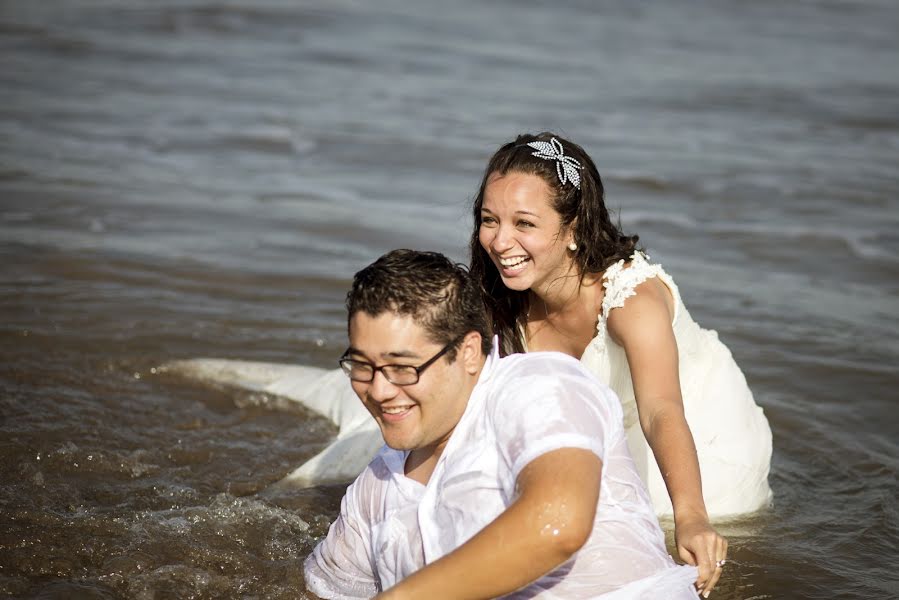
xmin=526 ymin=137 xmax=584 ymax=189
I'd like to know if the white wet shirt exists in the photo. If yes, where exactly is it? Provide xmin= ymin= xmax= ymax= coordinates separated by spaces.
xmin=304 ymin=342 xmax=698 ymax=599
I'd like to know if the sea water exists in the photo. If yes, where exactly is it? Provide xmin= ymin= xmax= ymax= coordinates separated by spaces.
xmin=1 ymin=1 xmax=897 ymax=598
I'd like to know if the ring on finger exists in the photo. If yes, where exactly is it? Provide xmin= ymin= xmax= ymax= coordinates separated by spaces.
xmin=716 ymin=559 xmax=727 ymax=568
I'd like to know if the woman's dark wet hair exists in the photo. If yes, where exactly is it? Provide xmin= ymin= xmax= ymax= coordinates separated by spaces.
xmin=468 ymin=132 xmax=641 ymax=356
xmin=346 ymin=249 xmax=493 ymax=360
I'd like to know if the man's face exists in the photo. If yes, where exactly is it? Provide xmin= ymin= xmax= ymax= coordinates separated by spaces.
xmin=346 ymin=311 xmax=471 ymax=454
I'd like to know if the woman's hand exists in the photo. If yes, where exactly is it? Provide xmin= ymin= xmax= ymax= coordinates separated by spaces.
xmin=675 ymin=512 xmax=728 ymax=598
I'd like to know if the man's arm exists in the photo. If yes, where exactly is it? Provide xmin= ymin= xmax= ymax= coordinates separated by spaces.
xmin=304 ymin=474 xmax=380 ymax=600
xmin=375 ymin=447 xmax=602 ymax=600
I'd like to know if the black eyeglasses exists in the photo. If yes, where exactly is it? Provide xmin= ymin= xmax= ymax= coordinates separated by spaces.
xmin=338 ymin=335 xmax=464 ymax=386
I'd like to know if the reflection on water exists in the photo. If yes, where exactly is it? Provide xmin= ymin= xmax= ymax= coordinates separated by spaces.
xmin=2 ymin=0 xmax=898 ymax=598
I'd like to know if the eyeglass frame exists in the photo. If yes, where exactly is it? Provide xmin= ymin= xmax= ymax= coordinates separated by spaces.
xmin=338 ymin=334 xmax=466 ymax=386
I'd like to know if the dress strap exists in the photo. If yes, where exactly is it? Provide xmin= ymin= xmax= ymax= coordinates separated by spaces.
xmin=596 ymin=252 xmax=672 ymax=343
xmin=602 ymin=251 xmax=665 ymax=317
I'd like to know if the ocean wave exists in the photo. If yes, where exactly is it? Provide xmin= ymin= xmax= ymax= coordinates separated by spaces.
xmin=626 ymin=211 xmax=898 ymax=262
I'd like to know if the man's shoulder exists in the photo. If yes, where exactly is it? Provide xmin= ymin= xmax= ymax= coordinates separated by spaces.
xmin=487 ymin=351 xmax=621 ymax=415
xmin=494 ymin=350 xmax=596 ymax=383
xmin=341 ymin=446 xmax=403 ymax=517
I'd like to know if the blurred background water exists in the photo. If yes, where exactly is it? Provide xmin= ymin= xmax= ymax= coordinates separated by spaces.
xmin=1 ymin=0 xmax=897 ymax=598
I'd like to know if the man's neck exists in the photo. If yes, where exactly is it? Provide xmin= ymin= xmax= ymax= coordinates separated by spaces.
xmin=404 ymin=445 xmax=445 ymax=485
xmin=403 ymin=354 xmax=488 ymax=485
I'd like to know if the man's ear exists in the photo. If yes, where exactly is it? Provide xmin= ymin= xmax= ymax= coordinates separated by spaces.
xmin=461 ymin=331 xmax=484 ymax=375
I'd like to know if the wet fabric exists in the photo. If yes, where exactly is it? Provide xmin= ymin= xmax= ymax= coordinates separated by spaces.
xmin=304 ymin=345 xmax=698 ymax=599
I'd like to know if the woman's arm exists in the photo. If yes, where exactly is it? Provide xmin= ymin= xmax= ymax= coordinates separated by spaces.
xmin=607 ymin=277 xmax=727 ymax=597
xmin=375 ymin=448 xmax=602 ymax=600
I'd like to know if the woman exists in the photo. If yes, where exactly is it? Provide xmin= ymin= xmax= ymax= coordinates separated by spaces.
xmin=470 ymin=132 xmax=773 ymax=597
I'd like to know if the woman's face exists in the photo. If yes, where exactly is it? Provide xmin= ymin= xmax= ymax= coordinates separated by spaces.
xmin=478 ymin=171 xmax=575 ymax=296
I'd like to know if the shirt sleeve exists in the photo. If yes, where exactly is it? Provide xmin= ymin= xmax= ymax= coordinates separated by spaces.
xmin=304 ymin=473 xmax=380 ymax=599
xmin=490 ymin=354 xmax=617 ymax=480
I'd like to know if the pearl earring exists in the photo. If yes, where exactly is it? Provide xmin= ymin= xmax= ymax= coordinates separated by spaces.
xmin=568 ymin=242 xmax=577 ymax=252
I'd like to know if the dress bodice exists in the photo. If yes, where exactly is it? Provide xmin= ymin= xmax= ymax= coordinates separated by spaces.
xmin=581 ymin=251 xmax=692 ymax=430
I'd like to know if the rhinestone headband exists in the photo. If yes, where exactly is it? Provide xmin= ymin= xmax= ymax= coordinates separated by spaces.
xmin=526 ymin=137 xmax=584 ymax=189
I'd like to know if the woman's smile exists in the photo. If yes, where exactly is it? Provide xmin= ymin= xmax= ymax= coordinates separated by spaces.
xmin=497 ymin=255 xmax=531 ymax=274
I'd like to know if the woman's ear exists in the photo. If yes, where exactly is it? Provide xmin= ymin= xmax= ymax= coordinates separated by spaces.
xmin=461 ymin=331 xmax=484 ymax=375
xmin=567 ymin=218 xmax=578 ymax=243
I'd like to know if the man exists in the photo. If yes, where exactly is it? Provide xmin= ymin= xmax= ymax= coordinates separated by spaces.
xmin=304 ymin=249 xmax=698 ymax=599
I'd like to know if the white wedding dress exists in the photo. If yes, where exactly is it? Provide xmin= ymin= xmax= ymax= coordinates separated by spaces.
xmin=576 ymin=251 xmax=773 ymax=517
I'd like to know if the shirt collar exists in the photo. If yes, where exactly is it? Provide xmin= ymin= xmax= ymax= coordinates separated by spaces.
xmin=477 ymin=334 xmax=500 ymax=383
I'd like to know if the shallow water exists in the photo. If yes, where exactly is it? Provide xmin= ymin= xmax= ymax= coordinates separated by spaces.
xmin=2 ymin=1 xmax=898 ymax=598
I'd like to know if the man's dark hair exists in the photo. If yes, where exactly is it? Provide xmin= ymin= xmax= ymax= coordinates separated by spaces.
xmin=346 ymin=249 xmax=492 ymax=360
